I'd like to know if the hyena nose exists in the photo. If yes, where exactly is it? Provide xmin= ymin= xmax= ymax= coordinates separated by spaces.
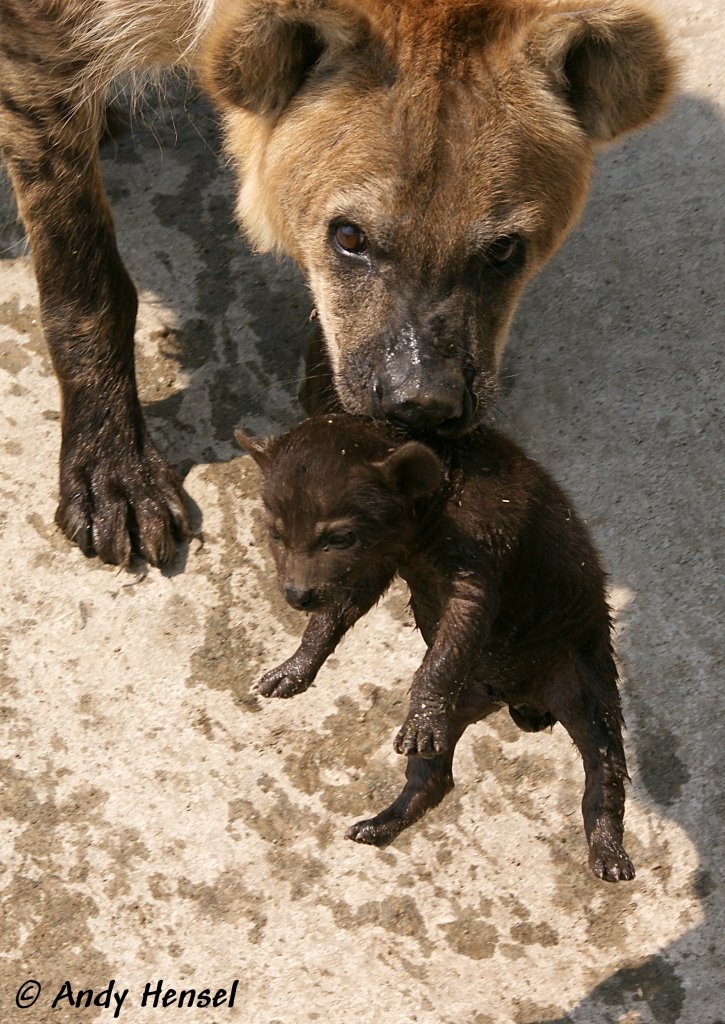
xmin=372 ymin=372 xmax=465 ymax=431
xmin=284 ymin=584 xmax=317 ymax=610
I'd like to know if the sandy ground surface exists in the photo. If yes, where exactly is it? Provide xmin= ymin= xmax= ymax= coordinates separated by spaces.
xmin=0 ymin=2 xmax=723 ymax=1022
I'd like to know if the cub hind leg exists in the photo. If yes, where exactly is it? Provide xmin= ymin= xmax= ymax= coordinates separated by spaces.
xmin=543 ymin=647 xmax=634 ymax=882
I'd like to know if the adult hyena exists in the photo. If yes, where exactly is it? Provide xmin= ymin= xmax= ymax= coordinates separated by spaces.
xmin=0 ymin=0 xmax=674 ymax=565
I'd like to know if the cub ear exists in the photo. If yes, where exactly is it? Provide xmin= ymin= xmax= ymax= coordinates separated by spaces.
xmin=202 ymin=0 xmax=368 ymax=117
xmin=373 ymin=443 xmax=444 ymax=501
xmin=234 ymin=427 xmax=273 ymax=470
xmin=530 ymin=2 xmax=676 ymax=142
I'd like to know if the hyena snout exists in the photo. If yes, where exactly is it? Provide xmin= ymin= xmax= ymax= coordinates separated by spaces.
xmin=370 ymin=332 xmax=473 ymax=433
xmin=371 ymin=372 xmax=471 ymax=433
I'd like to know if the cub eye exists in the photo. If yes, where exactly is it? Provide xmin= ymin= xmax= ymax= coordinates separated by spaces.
xmin=268 ymin=525 xmax=282 ymax=542
xmin=486 ymin=234 xmax=524 ymax=271
xmin=331 ymin=222 xmax=367 ymax=257
xmin=322 ymin=530 xmax=357 ymax=550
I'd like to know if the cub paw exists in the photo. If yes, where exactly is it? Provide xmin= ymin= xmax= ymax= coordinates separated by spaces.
xmin=254 ymin=662 xmax=314 ymax=699
xmin=394 ymin=710 xmax=450 ymax=758
xmin=345 ymin=817 xmax=402 ymax=848
xmin=589 ymin=836 xmax=635 ymax=882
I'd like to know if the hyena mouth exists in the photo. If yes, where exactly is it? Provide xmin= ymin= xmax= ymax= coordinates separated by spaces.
xmin=438 ymin=369 xmax=499 ymax=437
xmin=433 ymin=389 xmax=481 ymax=438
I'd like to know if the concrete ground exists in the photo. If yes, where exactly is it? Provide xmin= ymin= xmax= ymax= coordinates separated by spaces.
xmin=0 ymin=1 xmax=722 ymax=1021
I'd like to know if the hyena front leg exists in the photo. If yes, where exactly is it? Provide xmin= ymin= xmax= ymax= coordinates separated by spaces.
xmin=1 ymin=66 xmax=190 ymax=565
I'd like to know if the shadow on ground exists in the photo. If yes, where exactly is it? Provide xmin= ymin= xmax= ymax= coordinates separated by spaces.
xmin=502 ymin=89 xmax=724 ymax=1023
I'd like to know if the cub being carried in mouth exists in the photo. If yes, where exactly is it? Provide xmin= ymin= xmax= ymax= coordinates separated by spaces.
xmin=1 ymin=0 xmax=674 ymax=566
xmin=236 ymin=414 xmax=634 ymax=883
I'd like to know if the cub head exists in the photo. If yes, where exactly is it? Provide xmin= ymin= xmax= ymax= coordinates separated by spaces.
xmin=207 ymin=0 xmax=675 ymax=433
xmin=235 ymin=416 xmax=443 ymax=610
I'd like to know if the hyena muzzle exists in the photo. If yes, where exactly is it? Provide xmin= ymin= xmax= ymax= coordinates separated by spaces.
xmin=0 ymin=0 xmax=674 ymax=565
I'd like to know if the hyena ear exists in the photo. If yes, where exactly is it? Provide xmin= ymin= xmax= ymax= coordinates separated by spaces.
xmin=530 ymin=3 xmax=676 ymax=142
xmin=373 ymin=443 xmax=444 ymax=501
xmin=202 ymin=0 xmax=368 ymax=116
xmin=234 ymin=427 xmax=273 ymax=470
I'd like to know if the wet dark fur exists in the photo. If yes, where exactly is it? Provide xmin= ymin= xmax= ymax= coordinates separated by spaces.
xmin=238 ymin=414 xmax=634 ymax=882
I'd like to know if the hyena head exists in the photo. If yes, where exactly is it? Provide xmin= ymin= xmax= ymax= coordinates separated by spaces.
xmin=204 ymin=0 xmax=674 ymax=433
xmin=235 ymin=416 xmax=442 ymax=610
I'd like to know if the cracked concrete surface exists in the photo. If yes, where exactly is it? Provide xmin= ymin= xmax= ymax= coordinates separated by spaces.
xmin=0 ymin=1 xmax=723 ymax=1021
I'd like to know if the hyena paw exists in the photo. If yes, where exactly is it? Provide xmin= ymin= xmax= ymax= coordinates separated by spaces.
xmin=588 ymin=831 xmax=635 ymax=883
xmin=394 ymin=709 xmax=450 ymax=758
xmin=254 ymin=661 xmax=314 ymax=699
xmin=56 ymin=431 xmax=191 ymax=567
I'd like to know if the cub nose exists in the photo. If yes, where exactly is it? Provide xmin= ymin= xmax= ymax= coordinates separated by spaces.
xmin=284 ymin=584 xmax=316 ymax=610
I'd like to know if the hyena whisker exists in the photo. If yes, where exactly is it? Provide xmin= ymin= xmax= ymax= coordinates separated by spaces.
xmin=0 ymin=239 xmax=29 ymax=258
xmin=238 ymin=375 xmax=331 ymax=407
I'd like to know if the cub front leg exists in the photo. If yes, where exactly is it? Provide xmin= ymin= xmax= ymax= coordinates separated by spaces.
xmin=395 ymin=581 xmax=496 ymax=757
xmin=256 ymin=579 xmax=391 ymax=699
xmin=4 ymin=94 xmax=190 ymax=566
xmin=256 ymin=637 xmax=326 ymax=699
xmin=256 ymin=605 xmax=354 ymax=697
xmin=347 ymin=749 xmax=456 ymax=846
xmin=349 ymin=689 xmax=498 ymax=845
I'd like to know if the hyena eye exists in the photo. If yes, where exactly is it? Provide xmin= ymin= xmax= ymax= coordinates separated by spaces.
xmin=268 ymin=525 xmax=282 ymax=542
xmin=322 ymin=530 xmax=357 ymax=550
xmin=331 ymin=222 xmax=367 ymax=257
xmin=486 ymin=235 xmax=525 ymax=272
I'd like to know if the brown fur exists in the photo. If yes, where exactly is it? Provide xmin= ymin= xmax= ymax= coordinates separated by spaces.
xmin=0 ymin=0 xmax=675 ymax=564
xmin=238 ymin=413 xmax=635 ymax=882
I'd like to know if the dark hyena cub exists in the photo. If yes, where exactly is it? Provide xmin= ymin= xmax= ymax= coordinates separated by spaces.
xmin=236 ymin=415 xmax=634 ymax=882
